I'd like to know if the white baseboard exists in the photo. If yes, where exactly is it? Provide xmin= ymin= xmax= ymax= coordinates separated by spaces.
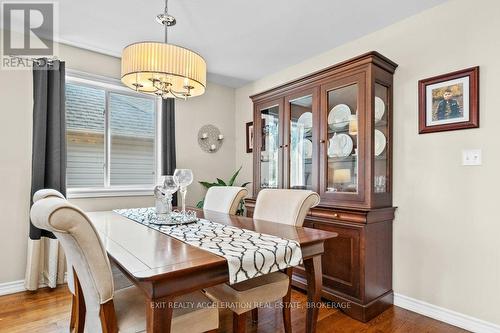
xmin=0 ymin=279 xmax=51 ymax=296
xmin=394 ymin=293 xmax=500 ymax=333
xmin=0 ymin=280 xmax=26 ymax=296
xmin=0 ymin=272 xmax=68 ymax=297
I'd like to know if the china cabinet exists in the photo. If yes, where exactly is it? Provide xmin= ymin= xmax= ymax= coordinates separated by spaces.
xmin=245 ymin=52 xmax=398 ymax=322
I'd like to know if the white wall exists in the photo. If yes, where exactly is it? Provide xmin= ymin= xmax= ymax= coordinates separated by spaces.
xmin=234 ymin=0 xmax=500 ymax=326
xmin=0 ymin=40 xmax=235 ymax=284
xmin=0 ymin=53 xmax=33 ymax=284
xmin=176 ymin=85 xmax=237 ymax=206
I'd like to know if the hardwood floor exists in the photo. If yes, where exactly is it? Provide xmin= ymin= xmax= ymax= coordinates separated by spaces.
xmin=0 ymin=286 xmax=71 ymax=333
xmin=0 ymin=286 xmax=469 ymax=333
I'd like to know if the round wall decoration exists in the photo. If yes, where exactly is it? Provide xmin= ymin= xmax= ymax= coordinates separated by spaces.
xmin=197 ymin=124 xmax=224 ymax=153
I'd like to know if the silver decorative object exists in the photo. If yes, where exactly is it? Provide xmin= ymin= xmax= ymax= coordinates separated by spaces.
xmin=154 ymin=190 xmax=170 ymax=215
xmin=197 ymin=124 xmax=224 ymax=153
xmin=154 ymin=175 xmax=179 ymax=222
xmin=152 ymin=210 xmax=199 ymax=225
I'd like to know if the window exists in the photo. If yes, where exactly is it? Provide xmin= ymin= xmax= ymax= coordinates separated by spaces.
xmin=66 ymin=72 xmax=160 ymax=198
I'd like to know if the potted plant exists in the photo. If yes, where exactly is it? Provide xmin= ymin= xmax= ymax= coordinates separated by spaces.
xmin=196 ymin=166 xmax=250 ymax=215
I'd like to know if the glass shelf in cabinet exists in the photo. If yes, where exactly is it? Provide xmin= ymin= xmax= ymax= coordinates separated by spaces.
xmin=328 ymin=155 xmax=357 ymax=161
xmin=375 ymin=118 xmax=387 ymax=124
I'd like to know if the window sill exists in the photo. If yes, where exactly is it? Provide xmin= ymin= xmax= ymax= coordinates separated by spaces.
xmin=67 ymin=187 xmax=154 ymax=199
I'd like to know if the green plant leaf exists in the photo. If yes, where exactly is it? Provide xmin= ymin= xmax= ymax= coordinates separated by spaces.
xmin=216 ymin=178 xmax=227 ymax=186
xmin=199 ymin=181 xmax=217 ymax=189
xmin=241 ymin=181 xmax=251 ymax=187
xmin=228 ymin=166 xmax=242 ymax=186
xmin=196 ymin=200 xmax=204 ymax=208
xmin=236 ymin=199 xmax=245 ymax=216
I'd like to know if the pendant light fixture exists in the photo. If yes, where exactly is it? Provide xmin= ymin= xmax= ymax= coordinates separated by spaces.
xmin=121 ymin=0 xmax=206 ymax=99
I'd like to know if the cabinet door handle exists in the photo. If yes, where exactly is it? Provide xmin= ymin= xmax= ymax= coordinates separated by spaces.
xmin=320 ymin=139 xmax=326 ymax=143
xmin=332 ymin=213 xmax=339 ymax=218
xmin=283 ymin=144 xmax=288 ymax=148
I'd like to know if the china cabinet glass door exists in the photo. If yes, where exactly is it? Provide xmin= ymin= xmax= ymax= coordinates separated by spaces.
xmin=256 ymin=99 xmax=283 ymax=191
xmin=374 ymin=82 xmax=390 ymax=194
xmin=320 ymin=73 xmax=366 ymax=204
xmin=284 ymin=88 xmax=319 ymax=191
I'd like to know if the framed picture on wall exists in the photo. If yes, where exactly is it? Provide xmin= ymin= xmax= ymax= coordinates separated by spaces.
xmin=246 ymin=121 xmax=254 ymax=153
xmin=418 ymin=66 xmax=479 ymax=134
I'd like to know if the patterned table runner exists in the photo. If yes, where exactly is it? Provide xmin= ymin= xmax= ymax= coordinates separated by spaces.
xmin=114 ymin=207 xmax=302 ymax=284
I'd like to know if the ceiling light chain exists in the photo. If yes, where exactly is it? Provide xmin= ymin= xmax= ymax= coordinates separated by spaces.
xmin=163 ymin=0 xmax=168 ymax=44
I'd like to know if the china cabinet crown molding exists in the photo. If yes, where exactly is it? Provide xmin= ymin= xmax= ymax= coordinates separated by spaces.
xmin=250 ymin=51 xmax=397 ymax=102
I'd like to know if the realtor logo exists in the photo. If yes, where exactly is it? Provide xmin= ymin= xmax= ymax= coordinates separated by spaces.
xmin=1 ymin=1 xmax=57 ymax=68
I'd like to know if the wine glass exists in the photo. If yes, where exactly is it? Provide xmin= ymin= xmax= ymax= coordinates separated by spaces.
xmin=173 ymin=169 xmax=193 ymax=214
xmin=163 ymin=175 xmax=179 ymax=194
xmin=156 ymin=175 xmax=167 ymax=187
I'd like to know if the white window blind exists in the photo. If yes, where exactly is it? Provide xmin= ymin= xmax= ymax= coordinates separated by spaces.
xmin=65 ymin=73 xmax=160 ymax=197
xmin=66 ymin=83 xmax=106 ymax=188
xmin=109 ymin=92 xmax=156 ymax=186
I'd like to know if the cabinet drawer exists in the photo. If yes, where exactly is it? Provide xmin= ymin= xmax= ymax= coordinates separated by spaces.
xmin=309 ymin=208 xmax=367 ymax=224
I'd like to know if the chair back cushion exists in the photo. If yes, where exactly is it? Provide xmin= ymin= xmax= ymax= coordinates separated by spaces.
xmin=32 ymin=189 xmax=77 ymax=295
xmin=253 ymin=189 xmax=320 ymax=226
xmin=33 ymin=189 xmax=65 ymax=202
xmin=30 ymin=197 xmax=114 ymax=323
xmin=203 ymin=186 xmax=248 ymax=215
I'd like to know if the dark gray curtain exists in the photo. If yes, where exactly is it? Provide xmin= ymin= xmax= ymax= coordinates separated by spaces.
xmin=25 ymin=59 xmax=66 ymax=290
xmin=30 ymin=60 xmax=66 ymax=238
xmin=161 ymin=98 xmax=177 ymax=205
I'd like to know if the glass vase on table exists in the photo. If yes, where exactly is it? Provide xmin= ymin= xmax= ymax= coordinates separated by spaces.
xmin=173 ymin=169 xmax=194 ymax=221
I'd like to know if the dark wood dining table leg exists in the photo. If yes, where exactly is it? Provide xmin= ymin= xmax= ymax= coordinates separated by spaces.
xmin=233 ymin=312 xmax=247 ymax=333
xmin=72 ymin=269 xmax=85 ymax=333
xmin=303 ymin=255 xmax=323 ymax=333
xmin=146 ymin=296 xmax=174 ymax=333
xmin=282 ymin=267 xmax=293 ymax=333
xmin=251 ymin=308 xmax=258 ymax=323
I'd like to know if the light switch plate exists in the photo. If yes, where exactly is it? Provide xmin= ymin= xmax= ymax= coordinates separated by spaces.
xmin=462 ymin=149 xmax=482 ymax=166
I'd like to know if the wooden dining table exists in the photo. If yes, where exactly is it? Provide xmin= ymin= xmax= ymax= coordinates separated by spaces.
xmin=87 ymin=208 xmax=337 ymax=333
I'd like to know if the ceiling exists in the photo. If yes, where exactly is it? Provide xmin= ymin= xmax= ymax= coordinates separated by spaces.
xmin=52 ymin=0 xmax=446 ymax=87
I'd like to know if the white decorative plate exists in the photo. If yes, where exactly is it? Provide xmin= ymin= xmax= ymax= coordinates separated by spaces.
xmin=297 ymin=112 xmax=313 ymax=132
xmin=375 ymin=97 xmax=385 ymax=122
xmin=328 ymin=133 xmax=353 ymax=158
xmin=328 ymin=104 xmax=351 ymax=129
xmin=374 ymin=129 xmax=386 ymax=156
xmin=303 ymin=139 xmax=313 ymax=159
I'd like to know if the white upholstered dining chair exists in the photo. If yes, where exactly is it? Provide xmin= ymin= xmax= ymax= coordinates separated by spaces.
xmin=205 ymin=189 xmax=320 ymax=333
xmin=203 ymin=186 xmax=248 ymax=215
xmin=252 ymin=189 xmax=320 ymax=227
xmin=32 ymin=189 xmax=84 ymax=332
xmin=30 ymin=197 xmax=219 ymax=333
xmin=33 ymin=188 xmax=66 ymax=203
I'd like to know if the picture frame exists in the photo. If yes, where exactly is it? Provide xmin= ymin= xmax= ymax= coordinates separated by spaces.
xmin=418 ymin=66 xmax=479 ymax=134
xmin=246 ymin=121 xmax=254 ymax=153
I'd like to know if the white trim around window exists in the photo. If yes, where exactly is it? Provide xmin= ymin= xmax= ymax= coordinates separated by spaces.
xmin=67 ymin=187 xmax=154 ymax=198
xmin=66 ymin=69 xmax=162 ymax=199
